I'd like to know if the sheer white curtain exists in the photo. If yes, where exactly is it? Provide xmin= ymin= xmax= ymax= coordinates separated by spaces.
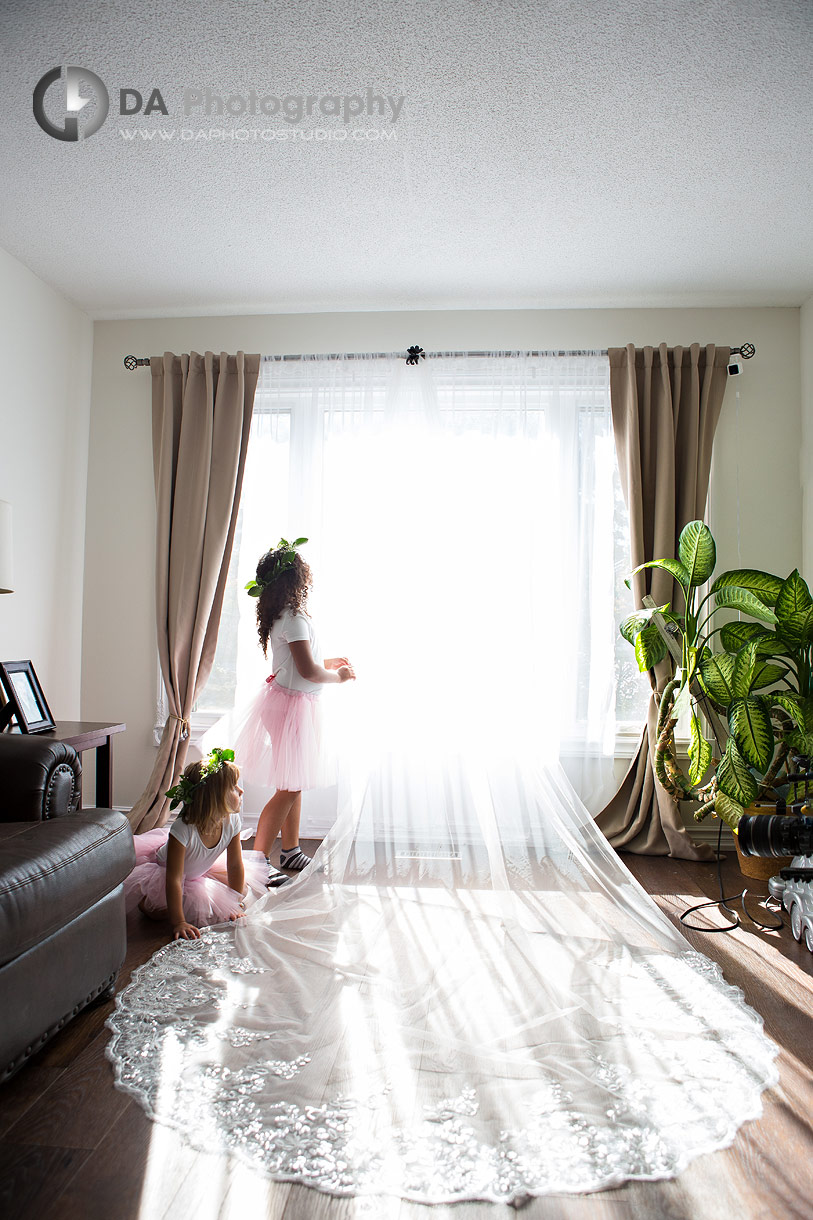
xmin=212 ymin=350 xmax=620 ymax=815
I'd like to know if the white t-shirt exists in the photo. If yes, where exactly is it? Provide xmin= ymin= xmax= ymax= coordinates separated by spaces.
xmin=269 ymin=608 xmax=323 ymax=694
xmin=155 ymin=812 xmax=241 ymax=879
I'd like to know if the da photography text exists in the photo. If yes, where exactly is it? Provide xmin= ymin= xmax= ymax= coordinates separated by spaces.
xmin=33 ymin=66 xmax=405 ymax=142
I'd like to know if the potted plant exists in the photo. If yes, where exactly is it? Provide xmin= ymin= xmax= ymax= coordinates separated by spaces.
xmin=621 ymin=521 xmax=813 ymax=843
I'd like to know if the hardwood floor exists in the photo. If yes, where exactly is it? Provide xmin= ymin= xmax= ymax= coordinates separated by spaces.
xmin=2 ymin=842 xmax=813 ymax=1219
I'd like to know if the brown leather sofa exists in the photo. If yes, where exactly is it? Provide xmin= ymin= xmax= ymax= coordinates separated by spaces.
xmin=0 ymin=733 xmax=135 ymax=1082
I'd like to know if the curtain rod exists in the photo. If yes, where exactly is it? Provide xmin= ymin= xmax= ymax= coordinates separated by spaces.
xmin=123 ymin=343 xmax=756 ymax=370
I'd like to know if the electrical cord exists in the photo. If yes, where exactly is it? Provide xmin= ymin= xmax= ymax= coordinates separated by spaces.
xmin=679 ymin=819 xmax=784 ymax=933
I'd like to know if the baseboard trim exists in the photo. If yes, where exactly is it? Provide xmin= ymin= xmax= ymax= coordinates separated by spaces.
xmin=681 ymin=816 xmax=735 ymax=850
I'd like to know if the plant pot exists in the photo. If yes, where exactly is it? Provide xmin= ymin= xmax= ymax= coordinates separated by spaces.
xmin=734 ymin=804 xmax=793 ymax=880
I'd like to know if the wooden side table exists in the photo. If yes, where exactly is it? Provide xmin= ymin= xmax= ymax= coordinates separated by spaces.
xmin=41 ymin=721 xmax=126 ymax=809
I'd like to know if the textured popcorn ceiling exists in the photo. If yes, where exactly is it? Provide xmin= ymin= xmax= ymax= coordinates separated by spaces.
xmin=1 ymin=0 xmax=812 ymax=318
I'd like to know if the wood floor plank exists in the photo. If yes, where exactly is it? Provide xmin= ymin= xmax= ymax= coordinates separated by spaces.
xmin=5 ymin=1030 xmax=130 ymax=1150
xmin=42 ymin=1096 xmax=199 ymax=1220
xmin=281 ymin=1182 xmax=359 ymax=1219
xmin=157 ymin=1150 xmax=236 ymax=1220
xmin=0 ymin=1142 xmax=92 ymax=1216
xmin=158 ymin=1143 xmax=289 ymax=1220
xmin=217 ymin=1160 xmax=292 ymax=1220
xmin=726 ymin=1084 xmax=813 ymax=1220
xmin=0 ymin=1064 xmax=63 ymax=1139
xmin=601 ymin=1170 xmax=752 ymax=1220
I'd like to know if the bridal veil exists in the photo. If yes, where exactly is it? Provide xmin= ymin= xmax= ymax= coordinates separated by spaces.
xmin=107 ymin=354 xmax=778 ymax=1202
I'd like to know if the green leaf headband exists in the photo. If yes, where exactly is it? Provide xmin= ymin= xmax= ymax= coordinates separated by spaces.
xmin=245 ymin=536 xmax=308 ymax=598
xmin=165 ymin=746 xmax=235 ymax=811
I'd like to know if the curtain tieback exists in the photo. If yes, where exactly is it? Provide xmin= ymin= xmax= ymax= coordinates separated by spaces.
xmin=169 ymin=713 xmax=190 ymax=739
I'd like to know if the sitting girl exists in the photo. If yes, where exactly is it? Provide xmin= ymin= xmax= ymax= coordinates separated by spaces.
xmin=124 ymin=747 xmax=268 ymax=940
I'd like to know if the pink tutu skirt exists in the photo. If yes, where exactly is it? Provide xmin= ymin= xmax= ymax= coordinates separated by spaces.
xmin=225 ymin=678 xmax=335 ymax=792
xmin=123 ymin=827 xmax=269 ymax=928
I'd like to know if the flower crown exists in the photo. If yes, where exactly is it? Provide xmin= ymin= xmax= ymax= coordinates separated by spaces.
xmin=165 ymin=747 xmax=235 ymax=811
xmin=245 ymin=536 xmax=308 ymax=598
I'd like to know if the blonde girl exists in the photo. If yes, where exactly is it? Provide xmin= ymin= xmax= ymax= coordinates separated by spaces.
xmin=124 ymin=748 xmax=268 ymax=939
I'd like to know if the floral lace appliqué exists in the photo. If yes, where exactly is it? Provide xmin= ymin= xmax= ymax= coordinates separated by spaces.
xmin=106 ymin=929 xmax=779 ymax=1204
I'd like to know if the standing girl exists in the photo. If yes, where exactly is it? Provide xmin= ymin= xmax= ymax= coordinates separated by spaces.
xmin=225 ymin=538 xmax=355 ymax=882
xmin=124 ymin=748 xmax=268 ymax=939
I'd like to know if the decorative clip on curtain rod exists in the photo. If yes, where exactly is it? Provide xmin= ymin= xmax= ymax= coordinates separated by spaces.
xmin=123 ymin=343 xmax=757 ymax=370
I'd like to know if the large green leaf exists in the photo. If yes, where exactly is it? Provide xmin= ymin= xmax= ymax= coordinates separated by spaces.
xmin=776 ymin=569 xmax=813 ymax=618
xmin=729 ymin=696 xmax=775 ymax=771
xmin=786 ymin=730 xmax=813 ymax=757
xmin=748 ymin=661 xmax=787 ymax=691
xmin=752 ymin=639 xmax=791 ymax=660
xmin=626 ymin=558 xmax=691 ymax=589
xmin=731 ymin=644 xmax=786 ymax=696
xmin=775 ymin=571 xmax=813 ymax=645
xmin=716 ymin=738 xmax=759 ymax=807
xmin=770 ymin=691 xmax=807 ymax=727
xmin=716 ymin=792 xmax=746 ymax=831
xmin=688 ymin=713 xmax=713 ymax=786
xmin=698 ymin=653 xmax=736 ymax=705
xmin=719 ymin=621 xmax=775 ymax=653
xmin=713 ymin=587 xmax=779 ymax=625
xmin=778 ymin=614 xmax=813 ymax=649
xmin=634 ymin=623 xmax=668 ymax=672
xmin=678 ymin=521 xmax=716 ymax=587
xmin=731 ymin=643 xmax=758 ymax=698
xmin=619 ymin=605 xmax=670 ymax=646
xmin=795 ymin=696 xmax=813 ymax=733
xmin=711 ymin=568 xmax=783 ymax=607
xmin=770 ymin=696 xmax=813 ymax=762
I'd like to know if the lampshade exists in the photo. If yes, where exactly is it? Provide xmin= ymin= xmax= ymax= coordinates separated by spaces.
xmin=0 ymin=500 xmax=13 ymax=594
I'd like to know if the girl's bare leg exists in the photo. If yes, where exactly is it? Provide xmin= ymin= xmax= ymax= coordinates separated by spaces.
xmin=254 ymin=789 xmax=299 ymax=856
xmin=280 ymin=792 xmax=302 ymax=851
xmin=138 ymin=897 xmax=168 ymax=922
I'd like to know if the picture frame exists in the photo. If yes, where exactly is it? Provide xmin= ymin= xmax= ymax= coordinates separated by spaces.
xmin=0 ymin=660 xmax=56 ymax=733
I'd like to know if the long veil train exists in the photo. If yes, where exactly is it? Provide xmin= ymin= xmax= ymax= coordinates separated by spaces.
xmin=108 ymin=352 xmax=778 ymax=1201
xmin=107 ymin=686 xmax=779 ymax=1203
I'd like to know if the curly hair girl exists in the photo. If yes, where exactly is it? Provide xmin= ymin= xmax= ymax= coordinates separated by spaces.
xmin=216 ymin=536 xmax=356 ymax=881
xmin=255 ymin=548 xmax=313 ymax=658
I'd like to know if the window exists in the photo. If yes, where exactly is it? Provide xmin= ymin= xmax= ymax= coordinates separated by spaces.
xmin=196 ymin=353 xmax=649 ymax=793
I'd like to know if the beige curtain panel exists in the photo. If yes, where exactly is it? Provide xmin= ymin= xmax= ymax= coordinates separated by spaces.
xmin=596 ymin=343 xmax=730 ymax=859
xmin=129 ymin=351 xmax=260 ymax=833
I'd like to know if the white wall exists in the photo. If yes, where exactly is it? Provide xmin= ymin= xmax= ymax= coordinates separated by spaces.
xmin=0 ymin=246 xmax=93 ymax=720
xmin=84 ymin=307 xmax=802 ymax=811
xmin=801 ymin=295 xmax=813 ymax=582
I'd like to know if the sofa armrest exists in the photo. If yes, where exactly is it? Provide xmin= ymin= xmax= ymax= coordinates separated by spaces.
xmin=0 ymin=809 xmax=135 ymax=965
xmin=0 ymin=734 xmax=82 ymax=821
